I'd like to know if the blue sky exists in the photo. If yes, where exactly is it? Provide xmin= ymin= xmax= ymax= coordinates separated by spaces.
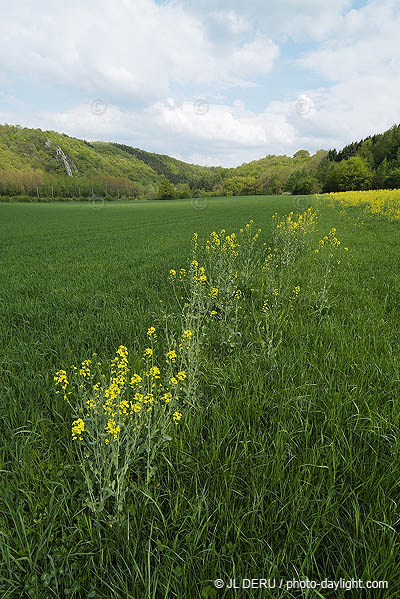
xmin=0 ymin=0 xmax=399 ymax=166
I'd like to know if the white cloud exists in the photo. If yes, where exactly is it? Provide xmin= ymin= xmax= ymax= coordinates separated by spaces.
xmin=15 ymin=98 xmax=295 ymax=166
xmin=231 ymin=38 xmax=280 ymax=77
xmin=0 ymin=0 xmax=399 ymax=167
xmin=183 ymin=0 xmax=353 ymax=42
xmin=299 ymin=0 xmax=400 ymax=81
xmin=0 ymin=0 xmax=279 ymax=105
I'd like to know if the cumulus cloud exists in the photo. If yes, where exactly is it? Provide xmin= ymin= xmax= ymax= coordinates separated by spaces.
xmin=0 ymin=0 xmax=399 ymax=166
xmin=231 ymin=38 xmax=280 ymax=77
xmin=0 ymin=0 xmax=279 ymax=103
xmin=298 ymin=0 xmax=400 ymax=81
xmin=183 ymin=0 xmax=353 ymax=42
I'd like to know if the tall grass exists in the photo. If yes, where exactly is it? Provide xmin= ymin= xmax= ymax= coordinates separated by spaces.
xmin=1 ymin=196 xmax=399 ymax=598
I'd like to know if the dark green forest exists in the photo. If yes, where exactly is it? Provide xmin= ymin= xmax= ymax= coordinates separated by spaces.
xmin=1 ymin=122 xmax=400 ymax=200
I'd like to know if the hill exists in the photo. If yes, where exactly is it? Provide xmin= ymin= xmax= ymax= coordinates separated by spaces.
xmin=4 ymin=121 xmax=400 ymax=199
xmin=290 ymin=124 xmax=400 ymax=194
xmin=0 ymin=124 xmax=225 ymax=199
xmin=0 ymin=124 xmax=326 ymax=199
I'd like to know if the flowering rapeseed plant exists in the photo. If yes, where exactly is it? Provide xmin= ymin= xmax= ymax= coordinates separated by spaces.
xmin=55 ymin=330 xmax=190 ymax=518
xmin=57 ymin=205 xmax=351 ymax=520
xmin=318 ymin=189 xmax=400 ymax=221
xmin=273 ymin=207 xmax=318 ymax=267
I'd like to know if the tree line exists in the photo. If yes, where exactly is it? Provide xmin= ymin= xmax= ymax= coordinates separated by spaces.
xmin=2 ymin=123 xmax=400 ymax=200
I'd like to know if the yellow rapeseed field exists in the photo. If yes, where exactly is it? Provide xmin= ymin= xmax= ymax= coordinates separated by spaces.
xmin=318 ymin=189 xmax=400 ymax=221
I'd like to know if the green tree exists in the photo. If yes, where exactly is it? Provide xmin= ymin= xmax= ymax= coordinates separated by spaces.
xmin=293 ymin=150 xmax=310 ymax=160
xmin=335 ymin=157 xmax=373 ymax=191
xmin=157 ymin=178 xmax=176 ymax=200
xmin=372 ymin=158 xmax=388 ymax=189
xmin=358 ymin=138 xmax=375 ymax=169
xmin=385 ymin=168 xmax=400 ymax=189
xmin=175 ymin=183 xmax=191 ymax=199
xmin=293 ymin=176 xmax=322 ymax=195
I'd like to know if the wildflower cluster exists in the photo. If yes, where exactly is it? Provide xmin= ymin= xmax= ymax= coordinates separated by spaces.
xmin=273 ymin=207 xmax=318 ymax=266
xmin=54 ymin=369 xmax=69 ymax=399
xmin=58 ymin=205 xmax=350 ymax=519
xmin=55 ymin=328 xmax=190 ymax=516
xmin=73 ymin=340 xmax=187 ymax=443
xmin=170 ymin=226 xmax=257 ymax=347
xmin=205 ymin=229 xmax=240 ymax=257
xmin=261 ymin=247 xmax=279 ymax=273
xmin=71 ymin=418 xmax=85 ymax=441
xmin=314 ymin=228 xmax=348 ymax=264
xmin=274 ymin=208 xmax=318 ymax=236
xmin=310 ymin=227 xmax=348 ymax=314
xmin=261 ymin=284 xmax=302 ymax=315
xmin=318 ymin=189 xmax=400 ymax=221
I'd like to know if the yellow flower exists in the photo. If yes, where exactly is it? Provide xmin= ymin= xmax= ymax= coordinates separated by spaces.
xmin=54 ymin=369 xmax=68 ymax=393
xmin=79 ymin=359 xmax=91 ymax=378
xmin=86 ymin=398 xmax=97 ymax=411
xmin=147 ymin=326 xmax=157 ymax=339
xmin=116 ymin=345 xmax=128 ymax=358
xmin=210 ymin=287 xmax=218 ymax=299
xmin=173 ymin=411 xmax=182 ymax=422
xmin=143 ymin=347 xmax=153 ymax=359
xmin=130 ymin=400 xmax=142 ymax=413
xmin=72 ymin=418 xmax=85 ymax=441
xmin=149 ymin=366 xmax=161 ymax=378
xmin=130 ymin=373 xmax=143 ymax=386
xmin=119 ymin=400 xmax=130 ymax=415
xmin=169 ymin=377 xmax=178 ymax=386
xmin=176 ymin=371 xmax=187 ymax=381
xmin=105 ymin=418 xmax=120 ymax=440
xmin=133 ymin=392 xmax=144 ymax=401
xmin=105 ymin=382 xmax=121 ymax=400
xmin=166 ymin=350 xmax=177 ymax=362
xmin=162 ymin=392 xmax=172 ymax=404
xmin=210 ymin=310 xmax=217 ymax=318
xmin=143 ymin=393 xmax=154 ymax=404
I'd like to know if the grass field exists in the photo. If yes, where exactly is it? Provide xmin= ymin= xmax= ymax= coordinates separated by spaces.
xmin=1 ymin=195 xmax=400 ymax=598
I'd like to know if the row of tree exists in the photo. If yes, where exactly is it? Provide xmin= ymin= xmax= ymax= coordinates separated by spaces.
xmin=2 ymin=123 xmax=400 ymax=200
xmin=287 ymin=124 xmax=400 ymax=194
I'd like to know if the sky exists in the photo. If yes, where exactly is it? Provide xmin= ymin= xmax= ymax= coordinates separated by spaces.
xmin=0 ymin=0 xmax=399 ymax=167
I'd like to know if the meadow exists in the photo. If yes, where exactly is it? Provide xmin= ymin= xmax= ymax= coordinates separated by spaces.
xmin=1 ymin=194 xmax=400 ymax=598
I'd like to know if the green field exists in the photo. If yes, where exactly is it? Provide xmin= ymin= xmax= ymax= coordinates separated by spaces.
xmin=1 ymin=196 xmax=400 ymax=598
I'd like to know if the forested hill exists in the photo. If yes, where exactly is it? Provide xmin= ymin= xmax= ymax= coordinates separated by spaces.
xmin=0 ymin=124 xmax=326 ymax=198
xmin=110 ymin=143 xmax=225 ymax=187
xmin=0 ymin=124 xmax=227 ymax=198
xmin=1 ymin=122 xmax=400 ymax=199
